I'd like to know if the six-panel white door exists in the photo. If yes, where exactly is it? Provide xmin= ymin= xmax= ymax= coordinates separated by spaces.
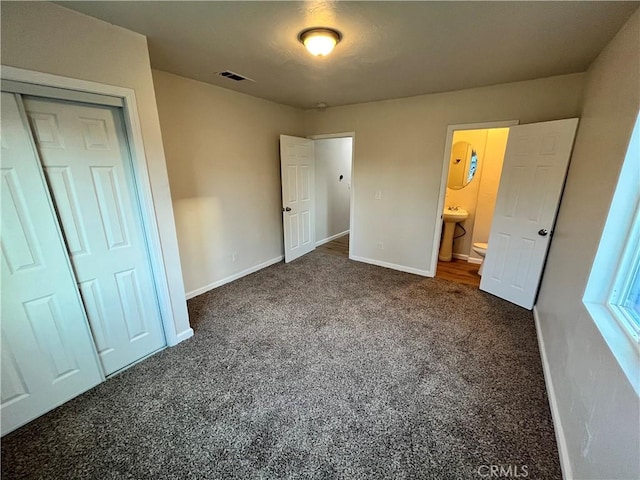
xmin=24 ymin=97 xmax=166 ymax=375
xmin=1 ymin=93 xmax=104 ymax=435
xmin=280 ymin=135 xmax=316 ymax=263
xmin=480 ymin=118 xmax=579 ymax=309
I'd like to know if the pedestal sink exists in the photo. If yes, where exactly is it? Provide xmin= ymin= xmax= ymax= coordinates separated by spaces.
xmin=438 ymin=207 xmax=468 ymax=262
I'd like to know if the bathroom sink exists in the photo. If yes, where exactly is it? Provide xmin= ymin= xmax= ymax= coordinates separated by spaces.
xmin=443 ymin=208 xmax=468 ymax=223
xmin=439 ymin=208 xmax=468 ymax=262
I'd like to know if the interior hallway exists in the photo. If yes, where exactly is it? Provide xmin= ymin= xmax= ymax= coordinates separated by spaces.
xmin=316 ymin=234 xmax=349 ymax=258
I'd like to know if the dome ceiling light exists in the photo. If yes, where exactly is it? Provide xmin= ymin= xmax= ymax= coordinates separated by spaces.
xmin=298 ymin=27 xmax=342 ymax=57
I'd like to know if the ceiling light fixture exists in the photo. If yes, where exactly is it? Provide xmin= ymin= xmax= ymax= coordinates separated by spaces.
xmin=298 ymin=27 xmax=342 ymax=57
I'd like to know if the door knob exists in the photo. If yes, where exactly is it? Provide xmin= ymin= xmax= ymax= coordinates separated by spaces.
xmin=538 ymin=229 xmax=549 ymax=236
xmin=283 ymin=207 xmax=292 ymax=212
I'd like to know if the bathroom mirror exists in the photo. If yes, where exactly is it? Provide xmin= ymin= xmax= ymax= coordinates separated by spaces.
xmin=447 ymin=141 xmax=478 ymax=190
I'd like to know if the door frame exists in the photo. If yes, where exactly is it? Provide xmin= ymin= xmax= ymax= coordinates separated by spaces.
xmin=1 ymin=66 xmax=187 ymax=347
xmin=431 ymin=120 xmax=519 ymax=275
xmin=308 ymin=132 xmax=356 ymax=259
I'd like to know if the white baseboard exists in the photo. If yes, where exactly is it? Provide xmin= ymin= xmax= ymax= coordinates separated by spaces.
xmin=316 ymin=230 xmax=349 ymax=247
xmin=185 ymin=255 xmax=284 ymax=300
xmin=452 ymin=252 xmax=483 ymax=265
xmin=350 ymin=255 xmax=432 ymax=277
xmin=533 ymin=306 xmax=572 ymax=480
xmin=174 ymin=328 xmax=194 ymax=344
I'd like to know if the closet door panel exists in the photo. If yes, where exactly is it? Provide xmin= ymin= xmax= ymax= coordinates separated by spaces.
xmin=24 ymin=97 xmax=166 ymax=375
xmin=1 ymin=93 xmax=103 ymax=436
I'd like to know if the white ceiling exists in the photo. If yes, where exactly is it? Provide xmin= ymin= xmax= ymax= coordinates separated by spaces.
xmin=57 ymin=1 xmax=639 ymax=109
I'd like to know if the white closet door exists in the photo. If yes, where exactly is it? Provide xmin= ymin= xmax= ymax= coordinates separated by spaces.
xmin=1 ymin=93 xmax=103 ymax=436
xmin=24 ymin=97 xmax=165 ymax=375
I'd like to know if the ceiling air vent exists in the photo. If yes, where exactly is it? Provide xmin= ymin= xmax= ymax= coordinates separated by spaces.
xmin=216 ymin=70 xmax=255 ymax=82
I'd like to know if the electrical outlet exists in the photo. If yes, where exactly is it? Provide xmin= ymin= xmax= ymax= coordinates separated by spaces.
xmin=231 ymin=252 xmax=238 ymax=262
xmin=377 ymin=242 xmax=384 ymax=250
xmin=375 ymin=190 xmax=382 ymax=200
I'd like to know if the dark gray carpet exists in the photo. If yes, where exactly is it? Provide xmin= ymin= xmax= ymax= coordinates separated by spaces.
xmin=1 ymin=251 xmax=561 ymax=479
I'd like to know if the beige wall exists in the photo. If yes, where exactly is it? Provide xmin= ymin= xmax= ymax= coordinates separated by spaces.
xmin=0 ymin=2 xmax=191 ymax=342
xmin=304 ymin=74 xmax=585 ymax=274
xmin=536 ymin=9 xmax=640 ymax=480
xmin=470 ymin=128 xmax=509 ymax=259
xmin=315 ymin=137 xmax=352 ymax=243
xmin=151 ymin=70 xmax=304 ymax=296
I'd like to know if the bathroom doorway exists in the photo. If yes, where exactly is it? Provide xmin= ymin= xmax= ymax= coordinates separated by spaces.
xmin=310 ymin=133 xmax=354 ymax=259
xmin=433 ymin=120 xmax=518 ymax=287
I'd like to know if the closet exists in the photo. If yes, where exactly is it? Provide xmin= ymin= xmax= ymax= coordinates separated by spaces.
xmin=1 ymin=91 xmax=166 ymax=435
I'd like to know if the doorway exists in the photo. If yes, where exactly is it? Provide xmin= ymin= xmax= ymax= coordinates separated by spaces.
xmin=434 ymin=119 xmax=579 ymax=309
xmin=430 ymin=120 xmax=519 ymax=282
xmin=313 ymin=135 xmax=353 ymax=259
xmin=435 ymin=125 xmax=513 ymax=287
xmin=280 ymin=133 xmax=355 ymax=262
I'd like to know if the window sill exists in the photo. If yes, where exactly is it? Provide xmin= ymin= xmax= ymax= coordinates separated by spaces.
xmin=584 ymin=301 xmax=640 ymax=395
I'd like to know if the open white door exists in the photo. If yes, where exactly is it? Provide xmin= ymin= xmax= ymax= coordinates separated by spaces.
xmin=480 ymin=118 xmax=579 ymax=309
xmin=280 ymin=135 xmax=315 ymax=263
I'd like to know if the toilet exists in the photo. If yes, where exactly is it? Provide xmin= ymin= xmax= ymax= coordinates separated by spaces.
xmin=472 ymin=242 xmax=488 ymax=276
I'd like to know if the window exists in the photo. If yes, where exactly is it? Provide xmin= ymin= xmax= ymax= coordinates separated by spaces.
xmin=584 ymin=112 xmax=640 ymax=394
xmin=624 ymin=267 xmax=640 ymax=322
xmin=608 ymin=207 xmax=640 ymax=342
